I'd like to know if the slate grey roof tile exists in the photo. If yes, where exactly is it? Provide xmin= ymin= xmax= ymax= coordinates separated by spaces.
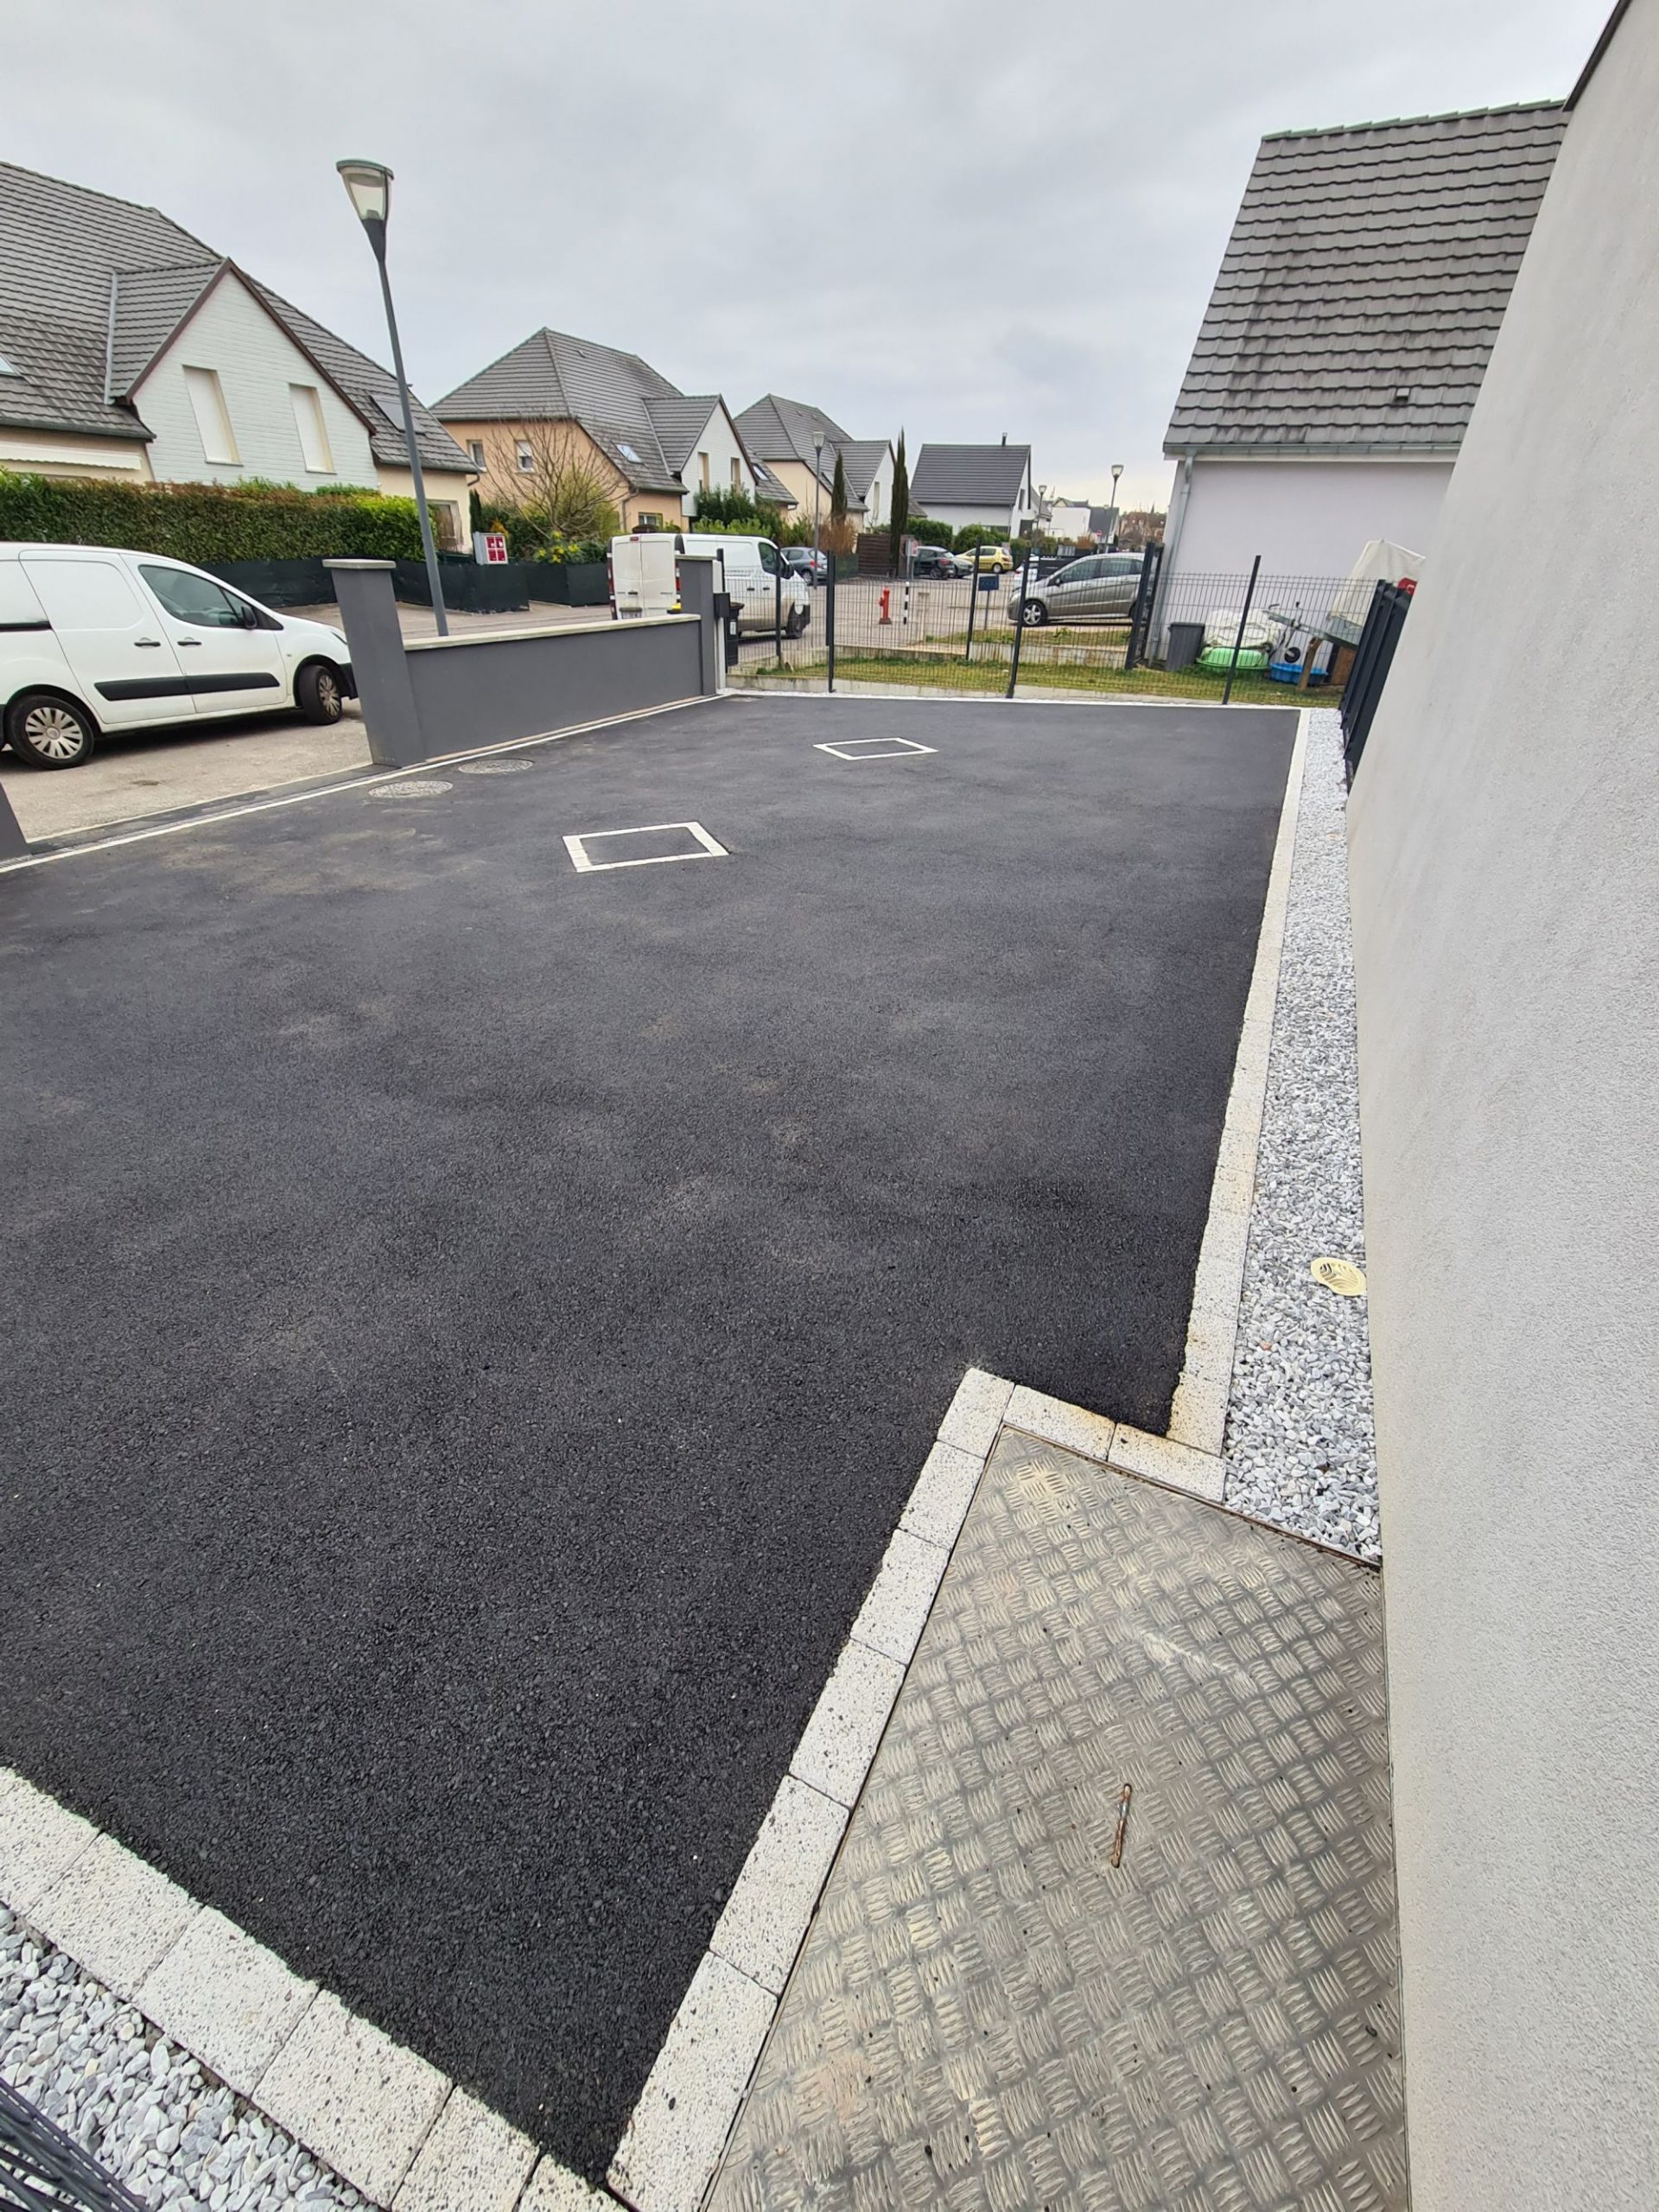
xmin=1166 ymin=101 xmax=1567 ymax=454
xmin=734 ymin=394 xmax=852 ymax=474
xmin=909 ymin=442 xmax=1032 ymax=508
xmin=0 ymin=159 xmax=471 ymax=474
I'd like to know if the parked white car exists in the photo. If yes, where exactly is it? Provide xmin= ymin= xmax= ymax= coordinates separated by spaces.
xmin=0 ymin=543 xmax=355 ymax=769
xmin=677 ymin=535 xmax=811 ymax=637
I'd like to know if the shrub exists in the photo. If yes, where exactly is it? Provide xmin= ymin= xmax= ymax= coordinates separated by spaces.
xmin=690 ymin=484 xmax=785 ymax=534
xmin=0 ymin=471 xmax=425 ymax=562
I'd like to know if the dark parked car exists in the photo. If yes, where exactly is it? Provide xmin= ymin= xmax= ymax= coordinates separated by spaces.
xmin=782 ymin=547 xmax=830 ymax=582
xmin=910 ymin=544 xmax=960 ymax=579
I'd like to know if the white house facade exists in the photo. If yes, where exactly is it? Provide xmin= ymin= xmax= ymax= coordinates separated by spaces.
xmin=130 ymin=268 xmax=378 ymax=491
xmin=1160 ymin=104 xmax=1567 ymax=594
xmin=0 ymin=161 xmax=477 ymax=543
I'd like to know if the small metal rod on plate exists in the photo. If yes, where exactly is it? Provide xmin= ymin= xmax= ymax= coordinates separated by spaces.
xmin=1109 ymin=1783 xmax=1133 ymax=1868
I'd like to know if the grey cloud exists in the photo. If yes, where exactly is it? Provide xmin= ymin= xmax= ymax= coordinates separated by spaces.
xmin=10 ymin=0 xmax=1608 ymax=510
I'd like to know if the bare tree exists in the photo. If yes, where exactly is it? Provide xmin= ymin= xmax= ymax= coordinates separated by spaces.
xmin=499 ymin=419 xmax=621 ymax=550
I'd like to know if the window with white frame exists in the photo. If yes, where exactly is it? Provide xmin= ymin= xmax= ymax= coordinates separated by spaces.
xmin=730 ymin=458 xmax=741 ymax=489
xmin=698 ymin=452 xmax=709 ymax=490
xmin=468 ymin=440 xmax=485 ymax=467
xmin=289 ymin=383 xmax=334 ymax=474
xmin=516 ymin=438 xmax=534 ymax=473
xmin=182 ymin=365 xmax=238 ymax=465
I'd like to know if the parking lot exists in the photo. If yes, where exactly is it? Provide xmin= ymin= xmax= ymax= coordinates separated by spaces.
xmin=0 ymin=691 xmax=1295 ymax=2182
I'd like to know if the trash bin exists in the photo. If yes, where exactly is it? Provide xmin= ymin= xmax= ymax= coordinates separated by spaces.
xmin=1166 ymin=620 xmax=1205 ymax=671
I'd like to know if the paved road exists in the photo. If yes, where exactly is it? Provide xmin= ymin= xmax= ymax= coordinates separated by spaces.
xmin=0 ymin=694 xmax=1294 ymax=2180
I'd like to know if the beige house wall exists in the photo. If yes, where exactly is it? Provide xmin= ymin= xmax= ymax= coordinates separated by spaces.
xmin=372 ymin=462 xmax=473 ymax=551
xmin=438 ymin=417 xmax=683 ymax=536
xmin=760 ymin=456 xmax=831 ymax=524
xmin=0 ymin=427 xmax=154 ymax=481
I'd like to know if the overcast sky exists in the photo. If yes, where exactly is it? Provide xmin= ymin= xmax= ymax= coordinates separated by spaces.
xmin=10 ymin=0 xmax=1608 ymax=512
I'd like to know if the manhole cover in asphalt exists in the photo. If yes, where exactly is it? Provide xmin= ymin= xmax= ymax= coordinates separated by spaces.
xmin=455 ymin=760 xmax=534 ymax=776
xmin=367 ymin=779 xmax=453 ymax=798
xmin=1310 ymin=1256 xmax=1366 ymax=1296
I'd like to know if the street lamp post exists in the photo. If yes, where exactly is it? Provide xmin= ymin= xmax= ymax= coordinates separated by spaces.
xmin=336 ymin=158 xmax=448 ymax=638
xmin=812 ymin=430 xmax=825 ymax=563
xmin=1109 ymin=462 xmax=1124 ymax=548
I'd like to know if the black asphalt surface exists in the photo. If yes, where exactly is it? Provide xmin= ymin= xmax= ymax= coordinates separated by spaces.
xmin=0 ymin=695 xmax=1294 ymax=2177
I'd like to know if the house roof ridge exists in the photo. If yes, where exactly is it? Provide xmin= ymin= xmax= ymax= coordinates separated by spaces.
xmin=1262 ymin=97 xmax=1566 ymax=142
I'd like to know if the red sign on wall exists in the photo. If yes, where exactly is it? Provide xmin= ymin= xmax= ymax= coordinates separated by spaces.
xmin=474 ymin=531 xmax=508 ymax=565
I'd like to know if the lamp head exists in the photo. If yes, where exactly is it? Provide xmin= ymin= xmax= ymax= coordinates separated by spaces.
xmin=337 ymin=159 xmax=392 ymax=241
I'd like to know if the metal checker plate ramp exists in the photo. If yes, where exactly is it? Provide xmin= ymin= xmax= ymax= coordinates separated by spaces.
xmin=709 ymin=1431 xmax=1405 ymax=2212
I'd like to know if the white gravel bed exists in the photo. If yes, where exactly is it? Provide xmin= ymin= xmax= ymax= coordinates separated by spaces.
xmin=0 ymin=1905 xmax=361 ymax=2211
xmin=1223 ymin=708 xmax=1380 ymax=1560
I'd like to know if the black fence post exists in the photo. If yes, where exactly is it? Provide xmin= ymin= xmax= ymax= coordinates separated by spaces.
xmin=1006 ymin=543 xmax=1033 ymax=699
xmin=773 ymin=550 xmax=783 ymax=668
xmin=1222 ymin=554 xmax=1262 ymax=706
xmin=826 ymin=556 xmax=836 ymax=693
xmin=963 ymin=550 xmax=979 ymax=663
xmin=1339 ymin=578 xmax=1411 ymax=784
xmin=1124 ymin=542 xmax=1160 ymax=672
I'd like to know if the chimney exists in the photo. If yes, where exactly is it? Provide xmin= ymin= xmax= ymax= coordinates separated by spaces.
xmin=1001 ymin=432 xmax=1007 ymax=445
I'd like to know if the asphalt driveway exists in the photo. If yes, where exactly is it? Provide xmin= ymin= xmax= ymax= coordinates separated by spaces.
xmin=0 ymin=693 xmax=1295 ymax=2178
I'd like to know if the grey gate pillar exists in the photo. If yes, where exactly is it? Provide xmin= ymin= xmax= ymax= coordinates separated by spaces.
xmin=324 ymin=559 xmax=427 ymax=766
xmin=0 ymin=783 xmax=28 ymax=863
xmin=676 ymin=560 xmax=723 ymax=697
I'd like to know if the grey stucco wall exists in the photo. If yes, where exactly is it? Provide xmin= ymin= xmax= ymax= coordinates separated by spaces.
xmin=406 ymin=616 xmax=704 ymax=757
xmin=327 ymin=558 xmax=714 ymax=767
xmin=1345 ymin=7 xmax=1659 ymax=2208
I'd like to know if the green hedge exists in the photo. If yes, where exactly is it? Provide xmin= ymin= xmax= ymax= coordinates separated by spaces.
xmin=0 ymin=472 xmax=426 ymax=563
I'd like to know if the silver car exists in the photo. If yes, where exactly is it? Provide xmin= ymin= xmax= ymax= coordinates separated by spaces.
xmin=1011 ymin=551 xmax=1144 ymax=626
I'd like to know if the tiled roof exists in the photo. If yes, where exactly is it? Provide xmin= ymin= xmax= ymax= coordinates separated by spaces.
xmin=832 ymin=439 xmax=889 ymax=506
xmin=0 ymin=160 xmax=472 ymax=474
xmin=909 ymin=442 xmax=1032 ymax=508
xmin=643 ymin=393 xmax=721 ymax=475
xmin=433 ymin=328 xmax=696 ymax=492
xmin=734 ymin=399 xmax=887 ymax=509
xmin=1165 ymin=102 xmax=1567 ymax=455
xmin=106 ymin=262 xmax=221 ymax=397
xmin=734 ymin=394 xmax=853 ymax=474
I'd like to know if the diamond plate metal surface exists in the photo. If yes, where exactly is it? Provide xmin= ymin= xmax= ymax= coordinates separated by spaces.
xmin=709 ymin=1433 xmax=1404 ymax=2212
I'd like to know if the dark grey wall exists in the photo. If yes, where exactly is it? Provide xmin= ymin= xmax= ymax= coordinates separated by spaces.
xmin=407 ymin=618 xmax=704 ymax=756
xmin=326 ymin=559 xmax=715 ymax=768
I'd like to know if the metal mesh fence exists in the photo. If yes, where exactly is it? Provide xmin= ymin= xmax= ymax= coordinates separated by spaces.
xmin=727 ymin=551 xmax=1366 ymax=705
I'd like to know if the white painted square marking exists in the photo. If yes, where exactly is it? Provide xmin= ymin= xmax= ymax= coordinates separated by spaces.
xmin=563 ymin=821 xmax=727 ymax=872
xmin=814 ymin=736 xmax=937 ymax=761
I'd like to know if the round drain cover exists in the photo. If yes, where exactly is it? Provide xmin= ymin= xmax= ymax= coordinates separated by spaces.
xmin=1310 ymin=1256 xmax=1366 ymax=1296
xmin=367 ymin=779 xmax=453 ymax=798
xmin=456 ymin=760 xmax=534 ymax=776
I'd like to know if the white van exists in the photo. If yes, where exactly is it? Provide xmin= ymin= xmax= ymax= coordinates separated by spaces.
xmin=0 ymin=543 xmax=355 ymax=769
xmin=677 ymin=535 xmax=810 ymax=638
xmin=608 ymin=532 xmax=681 ymax=621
